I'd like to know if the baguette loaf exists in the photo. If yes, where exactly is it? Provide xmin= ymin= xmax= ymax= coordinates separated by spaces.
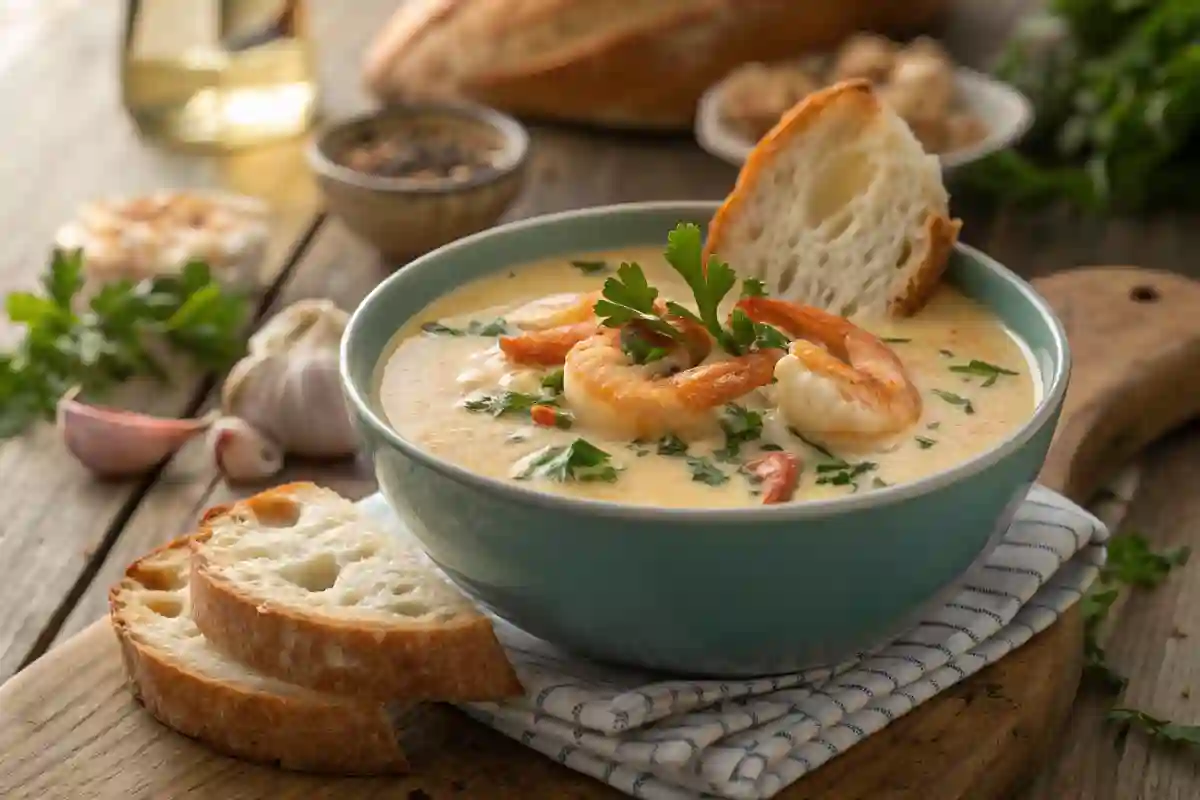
xmin=363 ymin=0 xmax=951 ymax=130
xmin=109 ymin=536 xmax=408 ymax=774
xmin=705 ymin=80 xmax=961 ymax=318
xmin=189 ymin=482 xmax=523 ymax=702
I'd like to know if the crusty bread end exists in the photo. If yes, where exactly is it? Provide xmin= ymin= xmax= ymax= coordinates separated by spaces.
xmin=705 ymin=79 xmax=962 ymax=318
xmin=189 ymin=483 xmax=524 ymax=703
xmin=109 ymin=536 xmax=408 ymax=775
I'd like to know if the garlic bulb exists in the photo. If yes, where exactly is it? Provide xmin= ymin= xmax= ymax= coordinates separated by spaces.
xmin=221 ymin=299 xmax=359 ymax=458
xmin=209 ymin=416 xmax=284 ymax=482
xmin=57 ymin=387 xmax=215 ymax=477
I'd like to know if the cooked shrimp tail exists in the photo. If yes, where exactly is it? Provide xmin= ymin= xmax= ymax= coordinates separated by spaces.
xmin=500 ymin=321 xmax=599 ymax=366
xmin=737 ymin=297 xmax=922 ymax=446
xmin=505 ymin=291 xmax=602 ymax=331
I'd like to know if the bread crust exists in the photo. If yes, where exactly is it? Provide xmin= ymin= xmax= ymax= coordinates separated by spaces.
xmin=363 ymin=0 xmax=952 ymax=130
xmin=189 ymin=483 xmax=525 ymax=704
xmin=705 ymin=79 xmax=961 ymax=317
xmin=890 ymin=212 xmax=962 ymax=317
xmin=109 ymin=537 xmax=408 ymax=775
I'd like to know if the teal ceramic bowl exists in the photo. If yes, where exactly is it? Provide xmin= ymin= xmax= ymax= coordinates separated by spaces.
xmin=341 ymin=201 xmax=1070 ymax=677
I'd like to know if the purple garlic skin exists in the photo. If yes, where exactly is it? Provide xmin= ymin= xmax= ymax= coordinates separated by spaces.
xmin=57 ymin=388 xmax=213 ymax=478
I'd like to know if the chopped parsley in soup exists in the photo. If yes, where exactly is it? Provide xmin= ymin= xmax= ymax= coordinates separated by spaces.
xmin=377 ymin=224 xmax=1038 ymax=508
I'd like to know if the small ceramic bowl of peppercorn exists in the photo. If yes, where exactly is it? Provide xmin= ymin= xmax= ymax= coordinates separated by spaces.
xmin=307 ymin=102 xmax=530 ymax=263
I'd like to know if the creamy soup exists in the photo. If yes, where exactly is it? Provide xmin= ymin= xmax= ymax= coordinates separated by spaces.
xmin=377 ymin=237 xmax=1038 ymax=509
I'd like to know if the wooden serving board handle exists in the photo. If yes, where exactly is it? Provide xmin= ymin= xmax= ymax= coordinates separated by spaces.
xmin=3 ymin=268 xmax=1200 ymax=800
xmin=1034 ymin=267 xmax=1200 ymax=502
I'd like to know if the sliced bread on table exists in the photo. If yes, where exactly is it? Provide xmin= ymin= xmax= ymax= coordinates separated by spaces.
xmin=189 ymin=482 xmax=523 ymax=702
xmin=705 ymin=79 xmax=962 ymax=318
xmin=109 ymin=535 xmax=408 ymax=774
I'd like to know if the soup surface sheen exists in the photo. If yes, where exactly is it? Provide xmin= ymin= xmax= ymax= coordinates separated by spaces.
xmin=378 ymin=245 xmax=1038 ymax=508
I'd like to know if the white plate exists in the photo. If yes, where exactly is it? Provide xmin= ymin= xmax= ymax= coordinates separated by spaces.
xmin=694 ymin=67 xmax=1034 ymax=172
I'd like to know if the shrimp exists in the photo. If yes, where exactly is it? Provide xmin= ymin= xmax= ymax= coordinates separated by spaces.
xmin=500 ymin=321 xmax=600 ymax=366
xmin=505 ymin=291 xmax=602 ymax=331
xmin=737 ymin=297 xmax=922 ymax=447
xmin=500 ymin=293 xmax=711 ymax=368
xmin=499 ymin=291 xmax=603 ymax=365
xmin=563 ymin=326 xmax=780 ymax=441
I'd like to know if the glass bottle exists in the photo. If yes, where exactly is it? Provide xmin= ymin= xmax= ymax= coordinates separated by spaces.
xmin=121 ymin=0 xmax=318 ymax=152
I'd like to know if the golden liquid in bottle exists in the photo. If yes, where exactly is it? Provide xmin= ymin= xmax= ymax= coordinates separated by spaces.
xmin=121 ymin=0 xmax=318 ymax=151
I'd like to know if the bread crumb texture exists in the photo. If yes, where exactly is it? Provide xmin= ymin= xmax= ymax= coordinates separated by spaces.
xmin=115 ymin=541 xmax=337 ymax=699
xmin=707 ymin=81 xmax=957 ymax=319
xmin=203 ymin=485 xmax=476 ymax=626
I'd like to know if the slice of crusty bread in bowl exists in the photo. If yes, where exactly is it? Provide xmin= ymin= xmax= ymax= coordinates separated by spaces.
xmin=109 ymin=536 xmax=408 ymax=774
xmin=705 ymin=79 xmax=962 ymax=318
xmin=189 ymin=482 xmax=523 ymax=703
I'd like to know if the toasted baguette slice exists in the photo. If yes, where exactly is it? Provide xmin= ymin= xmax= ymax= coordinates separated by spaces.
xmin=705 ymin=79 xmax=962 ymax=318
xmin=109 ymin=536 xmax=408 ymax=774
xmin=189 ymin=482 xmax=523 ymax=702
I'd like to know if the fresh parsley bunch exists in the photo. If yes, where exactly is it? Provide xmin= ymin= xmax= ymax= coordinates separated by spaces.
xmin=592 ymin=223 xmax=789 ymax=363
xmin=0 ymin=249 xmax=250 ymax=438
xmin=958 ymin=0 xmax=1200 ymax=213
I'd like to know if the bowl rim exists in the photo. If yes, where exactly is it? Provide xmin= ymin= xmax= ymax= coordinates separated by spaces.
xmin=305 ymin=101 xmax=531 ymax=196
xmin=341 ymin=200 xmax=1071 ymax=523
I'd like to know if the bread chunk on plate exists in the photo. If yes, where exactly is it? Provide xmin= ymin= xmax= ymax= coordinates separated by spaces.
xmin=109 ymin=536 xmax=408 ymax=774
xmin=189 ymin=482 xmax=523 ymax=702
xmin=705 ymin=79 xmax=962 ymax=318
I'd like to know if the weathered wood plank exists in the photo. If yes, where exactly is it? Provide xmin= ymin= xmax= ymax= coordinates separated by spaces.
xmin=1020 ymin=423 xmax=1200 ymax=800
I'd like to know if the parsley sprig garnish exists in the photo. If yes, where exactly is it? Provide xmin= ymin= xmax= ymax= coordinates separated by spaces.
xmin=0 ymin=250 xmax=249 ymax=438
xmin=661 ymin=224 xmax=789 ymax=355
xmin=591 ymin=223 xmax=790 ymax=360
xmin=514 ymin=439 xmax=618 ymax=483
xmin=593 ymin=263 xmax=681 ymax=343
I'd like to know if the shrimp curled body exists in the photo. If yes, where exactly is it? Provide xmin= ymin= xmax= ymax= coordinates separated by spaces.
xmin=563 ymin=327 xmax=780 ymax=441
xmin=738 ymin=297 xmax=922 ymax=447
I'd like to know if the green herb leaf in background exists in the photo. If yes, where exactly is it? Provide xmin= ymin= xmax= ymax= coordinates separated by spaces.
xmin=958 ymin=0 xmax=1200 ymax=213
xmin=0 ymin=251 xmax=249 ymax=439
xmin=1109 ymin=708 xmax=1200 ymax=750
xmin=1079 ymin=530 xmax=1195 ymax=745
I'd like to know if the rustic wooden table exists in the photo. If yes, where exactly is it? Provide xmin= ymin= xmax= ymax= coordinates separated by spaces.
xmin=0 ymin=2 xmax=1197 ymax=798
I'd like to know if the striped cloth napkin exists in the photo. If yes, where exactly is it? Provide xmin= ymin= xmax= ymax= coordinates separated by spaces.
xmin=360 ymin=484 xmax=1109 ymax=800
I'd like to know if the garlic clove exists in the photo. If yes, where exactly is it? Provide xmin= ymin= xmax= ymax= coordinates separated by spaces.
xmin=56 ymin=387 xmax=215 ymax=478
xmin=209 ymin=416 xmax=284 ymax=483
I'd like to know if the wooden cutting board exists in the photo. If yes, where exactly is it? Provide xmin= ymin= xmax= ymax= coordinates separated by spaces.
xmin=4 ymin=267 xmax=1200 ymax=800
